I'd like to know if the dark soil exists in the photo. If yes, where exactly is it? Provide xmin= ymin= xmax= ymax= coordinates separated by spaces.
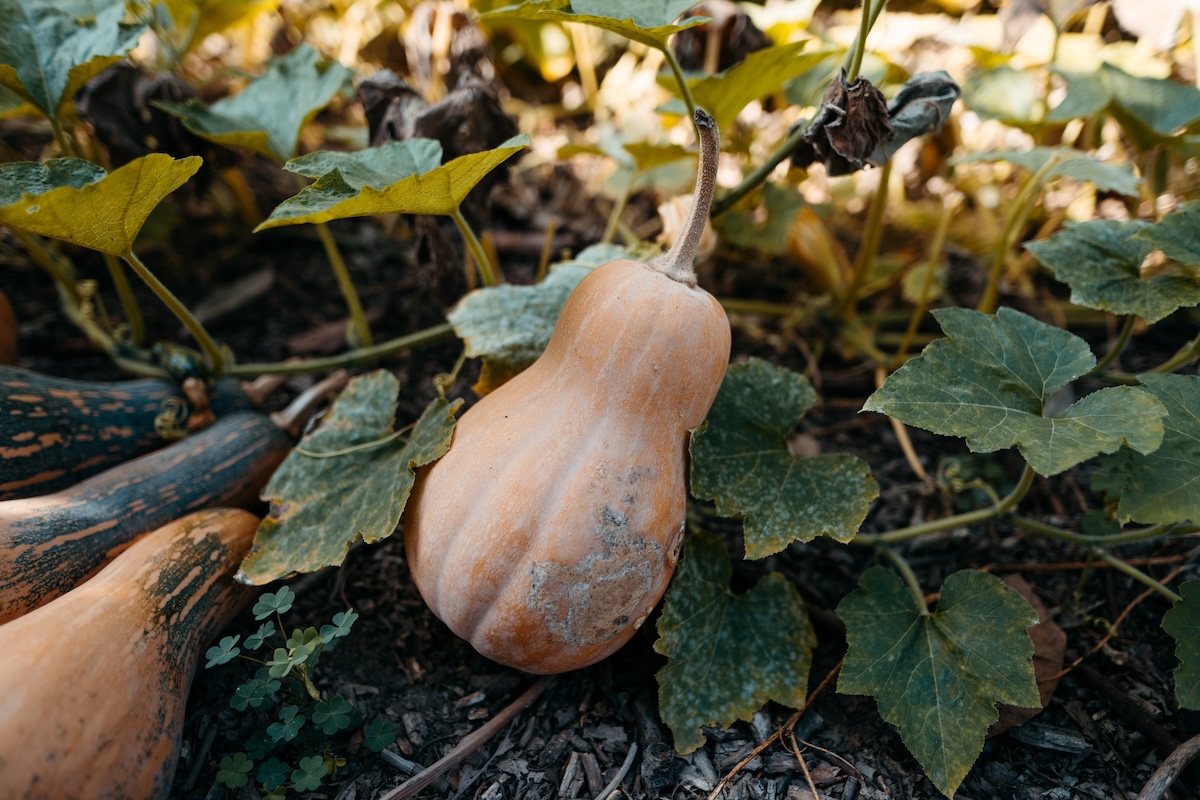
xmin=3 ymin=156 xmax=1199 ymax=800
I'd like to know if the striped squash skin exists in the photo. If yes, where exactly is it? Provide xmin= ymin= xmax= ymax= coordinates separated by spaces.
xmin=0 ymin=366 xmax=250 ymax=500
xmin=0 ymin=410 xmax=288 ymax=624
xmin=0 ymin=508 xmax=258 ymax=800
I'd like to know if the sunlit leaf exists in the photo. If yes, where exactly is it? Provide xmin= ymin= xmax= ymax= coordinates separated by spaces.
xmin=655 ymin=531 xmax=813 ymax=753
xmin=479 ymin=0 xmax=707 ymax=50
xmin=237 ymin=371 xmax=460 ymax=584
xmin=690 ymin=358 xmax=878 ymax=558
xmin=0 ymin=153 xmax=201 ymax=255
xmin=1026 ymin=220 xmax=1200 ymax=323
xmin=255 ymin=134 xmax=529 ymax=229
xmin=0 ymin=0 xmax=143 ymax=116
xmin=864 ymin=307 xmax=1167 ymax=476
xmin=1163 ymin=581 xmax=1200 ymax=709
xmin=160 ymin=0 xmax=279 ymax=48
xmin=0 ymin=158 xmax=105 ymax=206
xmin=447 ymin=243 xmax=636 ymax=394
xmin=284 ymin=139 xmax=443 ymax=185
xmin=838 ymin=567 xmax=1040 ymax=797
xmin=1132 ymin=201 xmax=1200 ymax=269
xmin=1097 ymin=373 xmax=1200 ymax=525
xmin=962 ymin=66 xmax=1041 ymax=126
xmin=1048 ymin=63 xmax=1200 ymax=148
xmin=956 ymin=147 xmax=1141 ymax=197
xmin=658 ymin=41 xmax=812 ymax=130
xmin=155 ymin=45 xmax=353 ymax=161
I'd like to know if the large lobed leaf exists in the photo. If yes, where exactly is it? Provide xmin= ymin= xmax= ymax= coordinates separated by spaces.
xmin=479 ymin=0 xmax=707 ymax=50
xmin=447 ymin=243 xmax=635 ymax=394
xmin=1097 ymin=373 xmax=1200 ymax=525
xmin=655 ymin=531 xmax=813 ymax=753
xmin=838 ymin=567 xmax=1040 ymax=797
xmin=0 ymin=153 xmax=201 ymax=255
xmin=0 ymin=157 xmax=104 ymax=206
xmin=690 ymin=358 xmax=878 ymax=558
xmin=1048 ymin=63 xmax=1200 ymax=148
xmin=961 ymin=67 xmax=1041 ymax=127
xmin=155 ymin=44 xmax=353 ymax=161
xmin=237 ymin=371 xmax=460 ymax=584
xmin=1026 ymin=218 xmax=1200 ymax=324
xmin=1133 ymin=201 xmax=1200 ymax=269
xmin=864 ymin=307 xmax=1167 ymax=476
xmin=0 ymin=0 xmax=144 ymax=116
xmin=1162 ymin=580 xmax=1200 ymax=710
xmin=256 ymin=134 xmax=530 ymax=229
xmin=956 ymin=147 xmax=1141 ymax=197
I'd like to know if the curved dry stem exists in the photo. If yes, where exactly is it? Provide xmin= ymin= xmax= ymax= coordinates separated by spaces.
xmin=650 ymin=109 xmax=719 ymax=286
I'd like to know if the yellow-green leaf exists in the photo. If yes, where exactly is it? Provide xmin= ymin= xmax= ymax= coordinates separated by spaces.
xmin=838 ymin=567 xmax=1040 ymax=797
xmin=479 ymin=0 xmax=707 ymax=50
xmin=255 ymin=134 xmax=530 ymax=230
xmin=160 ymin=0 xmax=279 ymax=50
xmin=0 ymin=153 xmax=201 ymax=255
xmin=655 ymin=531 xmax=813 ymax=753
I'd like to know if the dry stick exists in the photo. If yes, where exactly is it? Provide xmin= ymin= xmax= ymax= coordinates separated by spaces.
xmin=595 ymin=742 xmax=638 ymax=800
xmin=1137 ymin=731 xmax=1200 ymax=800
xmin=377 ymin=676 xmax=553 ymax=800
xmin=705 ymin=659 xmax=844 ymax=800
xmin=875 ymin=365 xmax=932 ymax=484
xmin=784 ymin=732 xmax=822 ymax=800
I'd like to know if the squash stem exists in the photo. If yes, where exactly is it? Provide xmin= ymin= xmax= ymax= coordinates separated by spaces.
xmin=122 ymin=249 xmax=226 ymax=374
xmin=651 ymin=109 xmax=719 ymax=286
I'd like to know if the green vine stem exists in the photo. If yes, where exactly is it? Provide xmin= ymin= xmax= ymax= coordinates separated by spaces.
xmin=121 ymin=249 xmax=226 ymax=374
xmin=315 ymin=221 xmax=373 ymax=348
xmin=14 ymin=230 xmax=82 ymax=306
xmin=1103 ymin=330 xmax=1200 ymax=383
xmin=881 ymin=547 xmax=930 ymax=615
xmin=843 ymin=0 xmax=886 ymax=82
xmin=1009 ymin=515 xmax=1198 ymax=546
xmin=450 ymin=208 xmax=501 ymax=286
xmin=229 ymin=322 xmax=455 ymax=377
xmin=601 ymin=173 xmax=633 ymax=245
xmin=834 ymin=159 xmax=893 ymax=319
xmin=978 ymin=154 xmax=1059 ymax=314
xmin=1091 ymin=548 xmax=1183 ymax=603
xmin=102 ymin=252 xmax=145 ymax=345
xmin=892 ymin=194 xmax=956 ymax=367
xmin=662 ymin=45 xmax=698 ymax=122
xmin=710 ymin=124 xmax=806 ymax=218
xmin=853 ymin=464 xmax=1036 ymax=545
xmin=1089 ymin=315 xmax=1136 ymax=374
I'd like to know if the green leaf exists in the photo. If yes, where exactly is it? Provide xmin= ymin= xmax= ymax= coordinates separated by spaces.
xmin=319 ymin=609 xmax=358 ymax=645
xmin=654 ymin=531 xmax=813 ymax=753
xmin=0 ymin=0 xmax=144 ymax=116
xmin=864 ymin=307 xmax=1167 ymax=476
xmin=447 ymin=243 xmax=635 ymax=393
xmin=689 ymin=358 xmax=878 ymax=558
xmin=216 ymin=753 xmax=254 ymax=789
xmin=1163 ymin=581 xmax=1200 ymax=709
xmin=0 ymin=158 xmax=105 ymax=206
xmin=312 ymin=695 xmax=354 ymax=734
xmin=244 ymin=621 xmax=275 ymax=651
xmin=838 ymin=567 xmax=1040 ymax=797
xmin=364 ymin=718 xmax=397 ymax=753
xmin=205 ymin=635 xmax=241 ymax=668
xmin=658 ymin=41 xmax=812 ymax=130
xmin=0 ymin=154 xmax=201 ymax=255
xmin=717 ymin=182 xmax=803 ymax=255
xmin=231 ymin=676 xmax=279 ymax=711
xmin=284 ymin=138 xmax=443 ymax=185
xmin=1048 ymin=63 xmax=1200 ymax=148
xmin=1026 ymin=220 xmax=1200 ymax=324
xmin=256 ymin=757 xmax=290 ymax=791
xmin=267 ymin=705 xmax=305 ymax=742
xmin=1132 ymin=201 xmax=1200 ymax=268
xmin=255 ymin=134 xmax=529 ymax=229
xmin=253 ymin=585 xmax=295 ymax=619
xmin=480 ymin=0 xmax=707 ymax=50
xmin=956 ymin=147 xmax=1141 ymax=197
xmin=292 ymin=755 xmax=327 ymax=792
xmin=238 ymin=371 xmax=461 ymax=583
xmin=961 ymin=66 xmax=1041 ymax=126
xmin=285 ymin=625 xmax=322 ymax=663
xmin=155 ymin=45 xmax=353 ymax=161
xmin=1099 ymin=373 xmax=1200 ymax=525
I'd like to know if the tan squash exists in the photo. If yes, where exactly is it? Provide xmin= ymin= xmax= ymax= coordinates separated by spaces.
xmin=0 ymin=508 xmax=258 ymax=800
xmin=405 ymin=110 xmax=730 ymax=674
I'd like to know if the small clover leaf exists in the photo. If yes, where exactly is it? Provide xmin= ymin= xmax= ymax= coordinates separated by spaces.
xmin=205 ymin=635 xmax=241 ymax=668
xmin=319 ymin=609 xmax=358 ymax=646
xmin=257 ymin=757 xmax=291 ymax=790
xmin=253 ymin=586 xmax=296 ymax=620
xmin=245 ymin=726 xmax=276 ymax=761
xmin=292 ymin=755 xmax=327 ymax=792
xmin=267 ymin=705 xmax=306 ymax=743
xmin=286 ymin=626 xmax=324 ymax=664
xmin=364 ymin=718 xmax=397 ymax=752
xmin=312 ymin=694 xmax=354 ymax=735
xmin=266 ymin=647 xmax=296 ymax=679
xmin=216 ymin=753 xmax=254 ymax=789
xmin=231 ymin=676 xmax=280 ymax=711
xmin=244 ymin=621 xmax=276 ymax=651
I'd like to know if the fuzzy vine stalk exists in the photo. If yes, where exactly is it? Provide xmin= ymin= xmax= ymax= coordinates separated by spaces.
xmin=650 ymin=109 xmax=719 ymax=287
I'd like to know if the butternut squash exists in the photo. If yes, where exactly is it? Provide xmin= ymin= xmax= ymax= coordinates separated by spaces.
xmin=0 ymin=410 xmax=288 ymax=623
xmin=405 ymin=110 xmax=731 ymax=674
xmin=0 ymin=289 xmax=16 ymax=366
xmin=1 ymin=366 xmax=251 ymax=500
xmin=0 ymin=508 xmax=258 ymax=800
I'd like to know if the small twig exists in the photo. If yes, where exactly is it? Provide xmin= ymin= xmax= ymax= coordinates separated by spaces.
xmin=875 ymin=365 xmax=932 ymax=484
xmin=377 ymin=676 xmax=553 ymax=800
xmin=595 ymin=743 xmax=638 ymax=800
xmin=269 ymin=369 xmax=351 ymax=438
xmin=1137 ymin=731 xmax=1200 ymax=800
xmin=784 ymin=732 xmax=821 ymax=800
xmin=380 ymin=749 xmax=426 ymax=776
